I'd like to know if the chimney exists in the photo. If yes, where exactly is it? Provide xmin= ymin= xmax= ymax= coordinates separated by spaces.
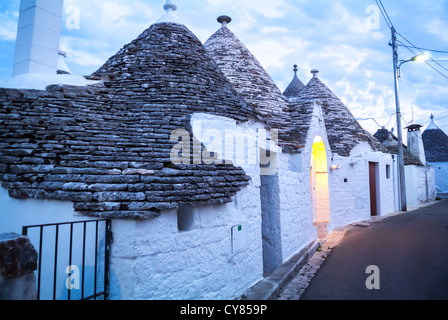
xmin=57 ymin=50 xmax=72 ymax=75
xmin=13 ymin=0 xmax=64 ymax=76
xmin=406 ymin=124 xmax=426 ymax=165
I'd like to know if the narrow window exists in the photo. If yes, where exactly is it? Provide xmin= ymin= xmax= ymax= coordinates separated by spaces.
xmin=177 ymin=207 xmax=195 ymax=231
xmin=386 ymin=165 xmax=391 ymax=179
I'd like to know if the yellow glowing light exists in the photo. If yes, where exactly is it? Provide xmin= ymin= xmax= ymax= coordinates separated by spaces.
xmin=312 ymin=137 xmax=327 ymax=173
xmin=411 ymin=54 xmax=428 ymax=63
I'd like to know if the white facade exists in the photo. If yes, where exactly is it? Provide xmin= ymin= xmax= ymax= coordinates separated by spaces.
xmin=0 ymin=109 xmax=411 ymax=300
xmin=428 ymin=162 xmax=448 ymax=194
xmin=405 ymin=165 xmax=436 ymax=208
xmin=109 ymin=113 xmax=267 ymax=299
xmin=329 ymin=143 xmax=395 ymax=230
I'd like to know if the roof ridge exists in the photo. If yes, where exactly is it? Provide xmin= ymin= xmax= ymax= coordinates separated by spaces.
xmin=296 ymin=76 xmax=383 ymax=156
xmin=204 ymin=24 xmax=288 ymax=116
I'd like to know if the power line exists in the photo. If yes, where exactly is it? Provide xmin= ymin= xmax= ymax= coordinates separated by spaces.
xmin=375 ymin=0 xmax=393 ymax=29
xmin=375 ymin=1 xmax=448 ymax=81
xmin=356 ymin=113 xmax=397 ymax=129
xmin=396 ymin=33 xmax=448 ymax=78
xmin=356 ymin=117 xmax=383 ymax=128
xmin=396 ymin=44 xmax=448 ymax=55
xmin=397 ymin=40 xmax=448 ymax=81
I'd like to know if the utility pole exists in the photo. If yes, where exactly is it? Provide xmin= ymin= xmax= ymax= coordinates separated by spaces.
xmin=391 ymin=26 xmax=407 ymax=212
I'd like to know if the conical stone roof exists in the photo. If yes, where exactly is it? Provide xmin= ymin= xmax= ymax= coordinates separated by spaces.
xmin=204 ymin=21 xmax=289 ymax=119
xmin=0 ymin=17 xmax=258 ymax=219
xmin=423 ymin=116 xmax=448 ymax=163
xmin=204 ymin=19 xmax=312 ymax=152
xmin=283 ymin=65 xmax=306 ymax=100
xmin=296 ymin=75 xmax=383 ymax=157
xmin=92 ymin=22 xmax=254 ymax=119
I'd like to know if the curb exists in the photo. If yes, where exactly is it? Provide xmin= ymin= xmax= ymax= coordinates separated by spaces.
xmin=241 ymin=240 xmax=321 ymax=300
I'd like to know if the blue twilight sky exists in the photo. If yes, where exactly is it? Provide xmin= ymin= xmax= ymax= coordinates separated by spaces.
xmin=0 ymin=0 xmax=447 ymax=136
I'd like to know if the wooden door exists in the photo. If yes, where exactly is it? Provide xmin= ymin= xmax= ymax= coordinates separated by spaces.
xmin=369 ymin=162 xmax=377 ymax=216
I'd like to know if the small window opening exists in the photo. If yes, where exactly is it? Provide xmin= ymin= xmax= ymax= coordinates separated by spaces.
xmin=177 ymin=207 xmax=195 ymax=231
xmin=386 ymin=165 xmax=391 ymax=179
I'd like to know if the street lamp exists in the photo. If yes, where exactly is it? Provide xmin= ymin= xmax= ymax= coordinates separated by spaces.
xmin=397 ymin=54 xmax=428 ymax=78
xmin=391 ymin=26 xmax=426 ymax=212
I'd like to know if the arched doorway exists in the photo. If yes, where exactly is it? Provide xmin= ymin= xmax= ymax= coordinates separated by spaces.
xmin=310 ymin=136 xmax=330 ymax=238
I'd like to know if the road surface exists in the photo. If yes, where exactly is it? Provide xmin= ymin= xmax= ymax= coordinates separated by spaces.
xmin=300 ymin=200 xmax=448 ymax=300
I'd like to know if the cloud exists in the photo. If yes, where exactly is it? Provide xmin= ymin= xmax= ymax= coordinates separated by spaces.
xmin=205 ymin=0 xmax=290 ymax=19
xmin=60 ymin=0 xmax=158 ymax=75
xmin=425 ymin=19 xmax=448 ymax=43
xmin=0 ymin=10 xmax=18 ymax=41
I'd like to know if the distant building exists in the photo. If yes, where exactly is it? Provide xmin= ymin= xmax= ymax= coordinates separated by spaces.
xmin=374 ymin=124 xmax=436 ymax=210
xmin=423 ymin=115 xmax=448 ymax=197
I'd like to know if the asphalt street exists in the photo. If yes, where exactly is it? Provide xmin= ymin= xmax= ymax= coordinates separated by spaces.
xmin=300 ymin=200 xmax=448 ymax=300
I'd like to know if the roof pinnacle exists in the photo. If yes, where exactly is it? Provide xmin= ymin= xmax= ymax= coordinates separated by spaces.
xmin=164 ymin=0 xmax=177 ymax=12
xmin=155 ymin=0 xmax=181 ymax=25
xmin=426 ymin=113 xmax=439 ymax=130
xmin=311 ymin=69 xmax=319 ymax=78
xmin=217 ymin=15 xmax=232 ymax=28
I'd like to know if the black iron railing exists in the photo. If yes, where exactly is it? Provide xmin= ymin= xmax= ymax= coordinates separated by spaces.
xmin=22 ymin=219 xmax=111 ymax=300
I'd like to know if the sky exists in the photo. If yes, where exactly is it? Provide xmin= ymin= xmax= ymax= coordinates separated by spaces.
xmin=0 ymin=0 xmax=447 ymax=137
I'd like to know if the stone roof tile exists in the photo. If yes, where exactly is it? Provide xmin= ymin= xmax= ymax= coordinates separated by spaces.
xmin=204 ymin=22 xmax=309 ymax=152
xmin=0 ymin=22 xmax=256 ymax=219
xmin=423 ymin=126 xmax=448 ymax=163
xmin=296 ymin=76 xmax=384 ymax=157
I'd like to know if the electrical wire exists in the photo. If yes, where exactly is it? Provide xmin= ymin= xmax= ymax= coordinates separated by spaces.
xmin=397 ymin=40 xmax=448 ymax=81
xmin=375 ymin=0 xmax=393 ymax=29
xmin=375 ymin=1 xmax=448 ymax=81
xmin=356 ymin=113 xmax=397 ymax=129
xmin=396 ymin=34 xmax=448 ymax=78
xmin=396 ymin=44 xmax=448 ymax=55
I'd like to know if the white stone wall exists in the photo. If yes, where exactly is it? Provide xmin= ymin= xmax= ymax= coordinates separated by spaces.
xmin=0 ymin=188 xmax=94 ymax=234
xmin=328 ymin=142 xmax=395 ymax=232
xmin=276 ymin=151 xmax=315 ymax=263
xmin=109 ymin=113 xmax=265 ymax=300
xmin=277 ymin=102 xmax=328 ymax=262
xmin=405 ymin=165 xmax=436 ymax=208
xmin=428 ymin=162 xmax=448 ymax=194
xmin=110 ymin=189 xmax=262 ymax=300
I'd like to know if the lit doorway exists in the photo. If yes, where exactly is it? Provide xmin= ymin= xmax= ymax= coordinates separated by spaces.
xmin=310 ymin=136 xmax=330 ymax=239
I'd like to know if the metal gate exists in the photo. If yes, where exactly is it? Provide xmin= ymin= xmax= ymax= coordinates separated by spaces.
xmin=22 ymin=219 xmax=112 ymax=300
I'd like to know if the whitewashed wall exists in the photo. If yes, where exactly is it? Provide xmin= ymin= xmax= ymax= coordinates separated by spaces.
xmin=0 ymin=187 xmax=83 ymax=234
xmin=328 ymin=142 xmax=395 ymax=232
xmin=405 ymin=165 xmax=436 ymax=208
xmin=428 ymin=162 xmax=448 ymax=194
xmin=277 ymin=102 xmax=328 ymax=262
xmin=109 ymin=113 xmax=265 ymax=300
xmin=0 ymin=187 xmax=105 ymax=300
